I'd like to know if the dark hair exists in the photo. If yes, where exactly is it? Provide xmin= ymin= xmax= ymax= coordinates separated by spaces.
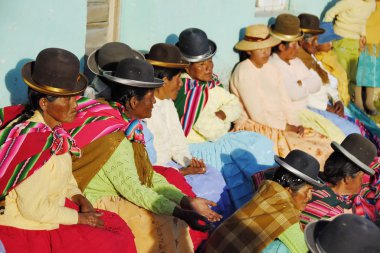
xmin=153 ymin=66 xmax=182 ymax=80
xmin=109 ymin=81 xmax=154 ymax=106
xmin=320 ymin=152 xmax=361 ymax=186
xmin=272 ymin=167 xmax=307 ymax=192
xmin=10 ymin=88 xmax=57 ymax=128
xmin=272 ymin=41 xmax=291 ymax=54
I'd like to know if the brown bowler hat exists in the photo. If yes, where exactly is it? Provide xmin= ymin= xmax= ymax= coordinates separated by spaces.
xmin=145 ymin=43 xmax=189 ymax=69
xmin=22 ymin=48 xmax=87 ymax=96
xmin=270 ymin=14 xmax=304 ymax=42
xmin=298 ymin=13 xmax=325 ymax=35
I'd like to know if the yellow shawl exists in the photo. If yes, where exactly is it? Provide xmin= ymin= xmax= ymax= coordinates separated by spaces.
xmin=315 ymin=50 xmax=351 ymax=105
xmin=366 ymin=1 xmax=380 ymax=56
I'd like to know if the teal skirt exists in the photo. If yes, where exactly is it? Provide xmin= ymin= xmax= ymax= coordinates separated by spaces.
xmin=357 ymin=45 xmax=380 ymax=87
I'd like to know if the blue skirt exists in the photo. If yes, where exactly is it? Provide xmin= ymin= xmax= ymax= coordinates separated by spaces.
xmin=189 ymin=131 xmax=275 ymax=209
xmin=357 ymin=45 xmax=380 ymax=87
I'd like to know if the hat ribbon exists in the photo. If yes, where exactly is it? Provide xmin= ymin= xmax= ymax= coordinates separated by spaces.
xmin=244 ymin=34 xmax=270 ymax=42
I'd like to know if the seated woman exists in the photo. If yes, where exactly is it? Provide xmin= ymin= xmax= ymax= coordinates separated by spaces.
xmin=64 ymin=58 xmax=221 ymax=252
xmin=175 ymin=27 xmax=276 ymax=209
xmin=205 ymin=149 xmax=324 ymax=253
xmin=300 ymin=133 xmax=377 ymax=227
xmin=144 ymin=43 xmax=233 ymax=219
xmin=0 ymin=48 xmax=136 ymax=252
xmin=230 ymin=23 xmax=334 ymax=166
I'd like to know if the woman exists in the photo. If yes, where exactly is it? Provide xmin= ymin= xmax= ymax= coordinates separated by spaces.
xmin=64 ymin=58 xmax=221 ymax=252
xmin=0 ymin=48 xmax=136 ymax=252
xmin=231 ymin=22 xmax=335 ymax=167
xmin=205 ymin=149 xmax=324 ymax=253
xmin=175 ymin=27 xmax=276 ymax=209
xmin=324 ymin=0 xmax=376 ymax=108
xmin=300 ymin=133 xmax=377 ymax=227
xmin=144 ymin=43 xmax=233 ymax=219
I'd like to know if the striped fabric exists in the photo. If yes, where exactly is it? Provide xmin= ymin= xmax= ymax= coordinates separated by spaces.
xmin=0 ymin=97 xmax=144 ymax=200
xmin=300 ymin=185 xmax=352 ymax=227
xmin=174 ymin=74 xmax=222 ymax=136
xmin=353 ymin=158 xmax=380 ymax=222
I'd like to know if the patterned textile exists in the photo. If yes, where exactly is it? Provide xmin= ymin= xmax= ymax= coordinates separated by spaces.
xmin=174 ymin=74 xmax=222 ymax=136
xmin=300 ymin=185 xmax=353 ymax=227
xmin=0 ymin=111 xmax=80 ymax=200
xmin=204 ymin=180 xmax=300 ymax=253
xmin=353 ymin=157 xmax=380 ymax=222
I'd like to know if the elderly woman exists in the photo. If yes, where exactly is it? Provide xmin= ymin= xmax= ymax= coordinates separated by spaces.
xmin=0 ymin=48 xmax=136 ymax=252
xmin=231 ymin=22 xmax=335 ymax=167
xmin=205 ymin=150 xmax=324 ymax=253
xmin=174 ymin=27 xmax=276 ymax=209
xmin=300 ymin=133 xmax=377 ymax=227
xmin=64 ymin=58 xmax=221 ymax=252
xmin=144 ymin=43 xmax=233 ymax=219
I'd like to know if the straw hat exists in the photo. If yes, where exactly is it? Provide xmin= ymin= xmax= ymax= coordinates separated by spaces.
xmin=235 ymin=24 xmax=281 ymax=51
xmin=270 ymin=14 xmax=304 ymax=42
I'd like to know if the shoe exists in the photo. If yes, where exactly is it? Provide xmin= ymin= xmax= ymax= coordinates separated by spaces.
xmin=366 ymin=108 xmax=378 ymax=116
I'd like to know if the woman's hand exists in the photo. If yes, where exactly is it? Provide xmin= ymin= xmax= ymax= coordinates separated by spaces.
xmin=180 ymin=158 xmax=207 ymax=176
xmin=78 ymin=212 xmax=104 ymax=228
xmin=71 ymin=194 xmax=95 ymax=213
xmin=172 ymin=207 xmax=211 ymax=232
xmin=286 ymin=124 xmax=304 ymax=136
xmin=333 ymin=101 xmax=345 ymax=117
xmin=359 ymin=36 xmax=366 ymax=51
xmin=181 ymin=196 xmax=222 ymax=222
xmin=215 ymin=110 xmax=226 ymax=120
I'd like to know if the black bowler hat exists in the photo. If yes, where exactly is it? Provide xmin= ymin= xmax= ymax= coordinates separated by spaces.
xmin=177 ymin=28 xmax=217 ymax=63
xmin=22 ymin=48 xmax=87 ymax=96
xmin=145 ymin=43 xmax=189 ymax=69
xmin=87 ymin=42 xmax=144 ymax=75
xmin=102 ymin=58 xmax=163 ymax=88
xmin=298 ymin=13 xmax=325 ymax=35
xmin=275 ymin=149 xmax=324 ymax=187
xmin=305 ymin=214 xmax=380 ymax=253
xmin=331 ymin=133 xmax=376 ymax=175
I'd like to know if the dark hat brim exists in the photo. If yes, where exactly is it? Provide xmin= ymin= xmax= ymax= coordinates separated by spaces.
xmin=301 ymin=28 xmax=325 ymax=35
xmin=87 ymin=47 xmax=145 ymax=75
xmin=178 ymin=39 xmax=217 ymax=63
xmin=22 ymin=61 xmax=87 ymax=96
xmin=146 ymin=58 xmax=189 ymax=69
xmin=274 ymin=155 xmax=324 ymax=188
xmin=102 ymin=71 xmax=164 ymax=88
xmin=331 ymin=141 xmax=375 ymax=176
xmin=270 ymin=26 xmax=304 ymax=42
xmin=304 ymin=219 xmax=330 ymax=253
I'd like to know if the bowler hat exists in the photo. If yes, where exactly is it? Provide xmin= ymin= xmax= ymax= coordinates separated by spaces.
xmin=298 ymin=13 xmax=325 ymax=35
xmin=177 ymin=28 xmax=217 ymax=63
xmin=270 ymin=14 xmax=304 ymax=42
xmin=87 ymin=42 xmax=144 ymax=75
xmin=317 ymin=22 xmax=342 ymax=44
xmin=102 ymin=58 xmax=163 ymax=88
xmin=275 ymin=149 xmax=324 ymax=187
xmin=22 ymin=48 xmax=87 ymax=96
xmin=235 ymin=24 xmax=281 ymax=51
xmin=305 ymin=214 xmax=380 ymax=253
xmin=145 ymin=43 xmax=189 ymax=69
xmin=331 ymin=133 xmax=376 ymax=175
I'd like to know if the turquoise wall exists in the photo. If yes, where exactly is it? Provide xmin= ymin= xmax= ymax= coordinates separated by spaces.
xmin=0 ymin=0 xmax=87 ymax=107
xmin=120 ymin=0 xmax=330 ymax=85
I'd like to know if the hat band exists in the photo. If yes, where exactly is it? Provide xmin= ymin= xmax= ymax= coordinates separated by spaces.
xmin=24 ymin=75 xmax=82 ymax=95
xmin=181 ymin=46 xmax=213 ymax=62
xmin=102 ymin=71 xmax=163 ymax=87
xmin=271 ymin=29 xmax=304 ymax=41
xmin=146 ymin=59 xmax=188 ymax=69
xmin=244 ymin=34 xmax=270 ymax=42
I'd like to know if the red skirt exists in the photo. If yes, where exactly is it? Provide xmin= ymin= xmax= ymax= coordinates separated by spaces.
xmin=153 ymin=165 xmax=209 ymax=250
xmin=0 ymin=200 xmax=137 ymax=253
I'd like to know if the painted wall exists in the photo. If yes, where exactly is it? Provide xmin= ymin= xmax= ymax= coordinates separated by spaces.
xmin=120 ymin=0 xmax=331 ymax=85
xmin=0 ymin=0 xmax=87 ymax=107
